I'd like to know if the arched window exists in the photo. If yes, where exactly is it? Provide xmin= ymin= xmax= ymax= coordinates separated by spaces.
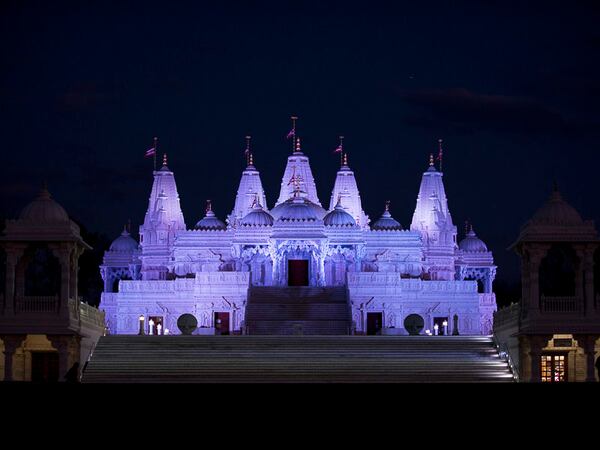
xmin=24 ymin=245 xmax=61 ymax=296
xmin=539 ymin=244 xmax=577 ymax=297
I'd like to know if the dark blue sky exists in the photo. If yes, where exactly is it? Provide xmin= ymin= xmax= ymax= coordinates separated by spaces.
xmin=2 ymin=0 xmax=600 ymax=285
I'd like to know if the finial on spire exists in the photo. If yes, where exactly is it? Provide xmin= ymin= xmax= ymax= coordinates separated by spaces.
xmin=438 ymin=138 xmax=443 ymax=172
xmin=206 ymin=199 xmax=212 ymax=213
xmin=162 ymin=153 xmax=168 ymax=167
xmin=244 ymin=135 xmax=252 ymax=165
xmin=429 ymin=153 xmax=435 ymax=167
xmin=342 ymin=153 xmax=348 ymax=167
xmin=295 ymin=136 xmax=302 ymax=153
xmin=385 ymin=200 xmax=390 ymax=212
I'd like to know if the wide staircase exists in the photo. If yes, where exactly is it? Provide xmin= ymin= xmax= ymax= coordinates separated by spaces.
xmin=244 ymin=286 xmax=352 ymax=335
xmin=82 ymin=335 xmax=515 ymax=383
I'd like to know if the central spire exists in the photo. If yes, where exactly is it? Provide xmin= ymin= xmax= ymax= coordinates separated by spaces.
xmin=276 ymin=119 xmax=321 ymax=207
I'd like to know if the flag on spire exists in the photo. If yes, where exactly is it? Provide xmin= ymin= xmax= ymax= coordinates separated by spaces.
xmin=144 ymin=147 xmax=156 ymax=158
xmin=286 ymin=116 xmax=298 ymax=140
xmin=436 ymin=138 xmax=443 ymax=171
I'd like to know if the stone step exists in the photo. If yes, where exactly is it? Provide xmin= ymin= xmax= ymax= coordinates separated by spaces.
xmin=83 ymin=336 xmax=515 ymax=383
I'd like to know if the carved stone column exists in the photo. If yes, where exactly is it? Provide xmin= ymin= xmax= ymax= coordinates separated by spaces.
xmin=4 ymin=249 xmax=24 ymax=315
xmin=1 ymin=334 xmax=26 ymax=381
xmin=574 ymin=334 xmax=599 ymax=382
xmin=528 ymin=246 xmax=549 ymax=316
xmin=583 ymin=246 xmax=596 ymax=315
xmin=528 ymin=334 xmax=552 ymax=382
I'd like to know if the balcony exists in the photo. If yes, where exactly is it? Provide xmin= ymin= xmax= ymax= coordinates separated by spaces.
xmin=540 ymin=296 xmax=582 ymax=313
xmin=15 ymin=296 xmax=58 ymax=313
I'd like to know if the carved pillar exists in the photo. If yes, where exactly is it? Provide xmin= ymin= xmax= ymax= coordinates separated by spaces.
xmin=520 ymin=250 xmax=531 ymax=319
xmin=2 ymin=334 xmax=26 ymax=381
xmin=574 ymin=334 xmax=599 ymax=382
xmin=47 ymin=335 xmax=74 ymax=382
xmin=583 ymin=247 xmax=596 ymax=315
xmin=4 ymin=249 xmax=23 ymax=315
xmin=528 ymin=246 xmax=548 ymax=317
xmin=528 ymin=334 xmax=552 ymax=382
xmin=56 ymin=247 xmax=71 ymax=317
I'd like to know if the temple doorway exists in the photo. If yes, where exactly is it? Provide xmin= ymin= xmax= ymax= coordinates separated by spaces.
xmin=214 ymin=312 xmax=230 ymax=335
xmin=31 ymin=352 xmax=59 ymax=382
xmin=367 ymin=312 xmax=383 ymax=335
xmin=288 ymin=260 xmax=309 ymax=286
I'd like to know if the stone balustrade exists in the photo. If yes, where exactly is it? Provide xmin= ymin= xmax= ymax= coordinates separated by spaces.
xmin=493 ymin=303 xmax=520 ymax=328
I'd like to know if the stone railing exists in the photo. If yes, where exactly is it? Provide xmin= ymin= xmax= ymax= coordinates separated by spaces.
xmin=79 ymin=301 xmax=106 ymax=329
xmin=493 ymin=302 xmax=520 ymax=329
xmin=541 ymin=296 xmax=582 ymax=313
xmin=16 ymin=296 xmax=58 ymax=313
xmin=478 ymin=293 xmax=497 ymax=307
xmin=119 ymin=279 xmax=195 ymax=293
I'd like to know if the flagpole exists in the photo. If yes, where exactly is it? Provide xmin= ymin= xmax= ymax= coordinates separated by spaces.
xmin=339 ymin=135 xmax=344 ymax=166
xmin=245 ymin=135 xmax=252 ymax=166
xmin=153 ymin=137 xmax=158 ymax=171
xmin=438 ymin=138 xmax=443 ymax=172
xmin=290 ymin=116 xmax=298 ymax=153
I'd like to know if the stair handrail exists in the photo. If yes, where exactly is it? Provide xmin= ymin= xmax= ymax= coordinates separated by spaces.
xmin=492 ymin=333 xmax=519 ymax=382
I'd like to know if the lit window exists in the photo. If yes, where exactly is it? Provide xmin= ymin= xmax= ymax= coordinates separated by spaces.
xmin=541 ymin=354 xmax=567 ymax=382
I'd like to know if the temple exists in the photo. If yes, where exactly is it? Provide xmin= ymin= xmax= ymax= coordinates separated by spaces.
xmin=100 ymin=134 xmax=498 ymax=336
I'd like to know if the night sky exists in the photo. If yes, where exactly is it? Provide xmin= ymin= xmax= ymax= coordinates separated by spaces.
xmin=2 ymin=1 xmax=600 ymax=296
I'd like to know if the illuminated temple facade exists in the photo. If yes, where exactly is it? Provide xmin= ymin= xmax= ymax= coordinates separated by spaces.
xmin=100 ymin=138 xmax=497 ymax=336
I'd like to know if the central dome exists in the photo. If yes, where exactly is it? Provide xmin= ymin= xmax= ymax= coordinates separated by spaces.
xmin=271 ymin=196 xmax=326 ymax=222
xmin=19 ymin=188 xmax=70 ymax=223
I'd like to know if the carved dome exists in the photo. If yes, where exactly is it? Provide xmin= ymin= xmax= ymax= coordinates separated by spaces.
xmin=241 ymin=203 xmax=274 ymax=227
xmin=530 ymin=189 xmax=583 ymax=226
xmin=109 ymin=228 xmax=139 ymax=252
xmin=271 ymin=196 xmax=326 ymax=222
xmin=372 ymin=203 xmax=402 ymax=230
xmin=458 ymin=228 xmax=488 ymax=252
xmin=19 ymin=188 xmax=70 ymax=223
xmin=323 ymin=200 xmax=356 ymax=227
xmin=195 ymin=201 xmax=226 ymax=230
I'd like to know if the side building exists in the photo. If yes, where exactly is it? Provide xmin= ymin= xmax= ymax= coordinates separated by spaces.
xmin=494 ymin=186 xmax=600 ymax=382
